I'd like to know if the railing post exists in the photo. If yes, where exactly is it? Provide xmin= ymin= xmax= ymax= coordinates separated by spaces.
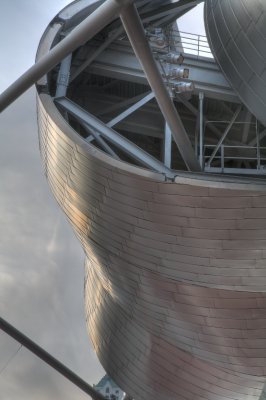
xmin=207 ymin=105 xmax=242 ymax=167
xmin=199 ymin=91 xmax=204 ymax=169
xmin=221 ymin=144 xmax=224 ymax=172
xmin=198 ymin=34 xmax=200 ymax=57
xmin=256 ymin=120 xmax=261 ymax=170
xmin=164 ymin=122 xmax=172 ymax=168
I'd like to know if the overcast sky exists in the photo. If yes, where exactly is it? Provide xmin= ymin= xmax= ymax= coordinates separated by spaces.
xmin=0 ymin=1 xmax=205 ymax=399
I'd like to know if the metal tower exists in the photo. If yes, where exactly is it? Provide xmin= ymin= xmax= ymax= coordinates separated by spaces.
xmin=2 ymin=1 xmax=266 ymax=399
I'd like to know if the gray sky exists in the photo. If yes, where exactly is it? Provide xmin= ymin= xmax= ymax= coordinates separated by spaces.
xmin=0 ymin=1 xmax=204 ymax=399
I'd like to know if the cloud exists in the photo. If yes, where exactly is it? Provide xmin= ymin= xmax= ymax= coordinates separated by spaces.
xmin=0 ymin=1 xmax=205 ymax=398
xmin=0 ymin=1 xmax=104 ymax=397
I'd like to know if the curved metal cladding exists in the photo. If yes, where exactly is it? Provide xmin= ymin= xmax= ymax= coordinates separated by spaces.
xmin=37 ymin=2 xmax=266 ymax=400
xmin=204 ymin=0 xmax=266 ymax=126
xmin=38 ymin=94 xmax=266 ymax=400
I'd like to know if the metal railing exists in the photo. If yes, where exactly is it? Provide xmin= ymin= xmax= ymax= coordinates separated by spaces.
xmin=204 ymin=144 xmax=266 ymax=172
xmin=171 ymin=30 xmax=213 ymax=59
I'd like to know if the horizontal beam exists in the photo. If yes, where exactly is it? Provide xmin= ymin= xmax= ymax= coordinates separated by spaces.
xmin=88 ymin=43 xmax=238 ymax=103
xmin=0 ymin=0 xmax=133 ymax=112
xmin=55 ymin=97 xmax=175 ymax=178
xmin=204 ymin=167 xmax=266 ymax=176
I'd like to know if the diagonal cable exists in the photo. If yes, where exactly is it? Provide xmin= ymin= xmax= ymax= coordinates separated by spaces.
xmin=0 ymin=343 xmax=22 ymax=376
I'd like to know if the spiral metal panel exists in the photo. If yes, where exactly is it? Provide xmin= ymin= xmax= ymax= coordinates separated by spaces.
xmin=37 ymin=92 xmax=266 ymax=400
xmin=37 ymin=1 xmax=266 ymax=400
xmin=204 ymin=0 xmax=266 ymax=126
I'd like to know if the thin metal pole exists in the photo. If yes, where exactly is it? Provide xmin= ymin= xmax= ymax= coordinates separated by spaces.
xmin=221 ymin=144 xmax=224 ymax=172
xmin=175 ymin=93 xmax=223 ymax=141
xmin=197 ymin=34 xmax=200 ymax=57
xmin=119 ymin=3 xmax=201 ymax=172
xmin=164 ymin=122 xmax=172 ymax=168
xmin=248 ymin=128 xmax=266 ymax=146
xmin=0 ymin=0 xmax=133 ymax=112
xmin=256 ymin=119 xmax=261 ymax=170
xmin=241 ymin=110 xmax=252 ymax=144
xmin=199 ymin=91 xmax=204 ymax=168
xmin=207 ymin=105 xmax=242 ymax=167
xmin=0 ymin=316 xmax=105 ymax=400
xmin=194 ymin=111 xmax=199 ymax=158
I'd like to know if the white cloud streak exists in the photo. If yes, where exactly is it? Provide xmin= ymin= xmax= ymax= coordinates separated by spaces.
xmin=0 ymin=1 xmax=104 ymax=399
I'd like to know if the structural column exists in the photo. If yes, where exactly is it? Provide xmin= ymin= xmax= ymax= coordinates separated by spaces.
xmin=120 ymin=2 xmax=201 ymax=171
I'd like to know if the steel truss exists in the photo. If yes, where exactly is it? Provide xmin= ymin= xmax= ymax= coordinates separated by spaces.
xmin=1 ymin=0 xmax=265 ymax=176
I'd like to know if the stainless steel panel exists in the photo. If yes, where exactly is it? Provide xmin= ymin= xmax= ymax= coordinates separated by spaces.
xmin=205 ymin=0 xmax=266 ymax=126
xmin=37 ymin=91 xmax=266 ymax=399
xmin=36 ymin=1 xmax=266 ymax=399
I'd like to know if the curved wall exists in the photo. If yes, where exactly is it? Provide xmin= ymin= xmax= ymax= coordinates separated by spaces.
xmin=38 ymin=93 xmax=266 ymax=400
xmin=37 ymin=1 xmax=266 ymax=399
xmin=205 ymin=0 xmax=266 ymax=126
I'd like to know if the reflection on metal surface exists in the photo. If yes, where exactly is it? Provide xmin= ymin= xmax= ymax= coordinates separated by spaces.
xmin=36 ymin=1 xmax=266 ymax=400
xmin=205 ymin=0 xmax=266 ymax=127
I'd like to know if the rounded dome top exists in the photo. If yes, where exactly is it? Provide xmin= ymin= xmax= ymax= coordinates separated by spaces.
xmin=205 ymin=0 xmax=266 ymax=126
